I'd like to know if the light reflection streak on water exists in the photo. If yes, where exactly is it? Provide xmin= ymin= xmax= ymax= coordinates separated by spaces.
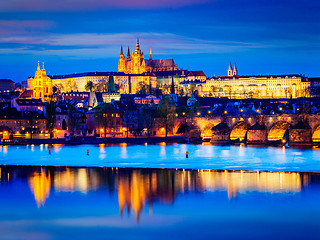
xmin=0 ymin=166 xmax=312 ymax=222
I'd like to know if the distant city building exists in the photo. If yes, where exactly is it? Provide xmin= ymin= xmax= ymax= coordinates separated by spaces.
xmin=134 ymin=95 xmax=161 ymax=105
xmin=13 ymin=98 xmax=45 ymax=112
xmin=0 ymin=79 xmax=15 ymax=91
xmin=118 ymin=38 xmax=178 ymax=74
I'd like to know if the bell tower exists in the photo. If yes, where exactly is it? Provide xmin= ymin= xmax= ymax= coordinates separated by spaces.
xmin=233 ymin=63 xmax=238 ymax=76
xmin=228 ymin=62 xmax=233 ymax=76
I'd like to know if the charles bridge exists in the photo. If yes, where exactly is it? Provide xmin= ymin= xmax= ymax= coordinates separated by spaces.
xmin=178 ymin=114 xmax=320 ymax=145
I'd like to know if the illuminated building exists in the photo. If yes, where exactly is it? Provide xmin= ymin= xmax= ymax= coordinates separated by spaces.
xmin=49 ymin=71 xmax=156 ymax=94
xmin=27 ymin=62 xmax=53 ymax=102
xmin=118 ymin=38 xmax=178 ymax=74
xmin=202 ymin=64 xmax=310 ymax=98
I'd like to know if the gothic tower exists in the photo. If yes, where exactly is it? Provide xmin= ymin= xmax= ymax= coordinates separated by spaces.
xmin=233 ymin=63 xmax=238 ymax=76
xmin=228 ymin=62 xmax=233 ymax=76
xmin=118 ymin=45 xmax=126 ymax=73
xmin=126 ymin=47 xmax=131 ymax=62
xmin=131 ymin=38 xmax=144 ymax=74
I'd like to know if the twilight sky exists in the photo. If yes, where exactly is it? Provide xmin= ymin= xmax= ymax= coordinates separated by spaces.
xmin=0 ymin=0 xmax=319 ymax=82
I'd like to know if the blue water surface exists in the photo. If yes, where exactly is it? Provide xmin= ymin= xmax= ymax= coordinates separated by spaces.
xmin=0 ymin=166 xmax=319 ymax=240
xmin=1 ymin=143 xmax=320 ymax=172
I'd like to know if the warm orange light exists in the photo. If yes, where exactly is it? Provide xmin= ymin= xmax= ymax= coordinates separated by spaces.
xmin=197 ymin=112 xmax=201 ymax=116
xmin=182 ymin=112 xmax=185 ymax=115
xmin=123 ymin=127 xmax=127 ymax=131
xmin=100 ymin=128 xmax=104 ymax=132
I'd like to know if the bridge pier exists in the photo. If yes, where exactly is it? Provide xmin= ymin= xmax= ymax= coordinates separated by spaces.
xmin=246 ymin=123 xmax=268 ymax=145
xmin=289 ymin=122 xmax=312 ymax=145
xmin=211 ymin=122 xmax=230 ymax=143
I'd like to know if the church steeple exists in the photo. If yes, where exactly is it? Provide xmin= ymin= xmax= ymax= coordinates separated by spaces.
xmin=126 ymin=46 xmax=131 ymax=61
xmin=228 ymin=62 xmax=233 ymax=76
xmin=149 ymin=47 xmax=152 ymax=60
xmin=233 ymin=63 xmax=238 ymax=76
xmin=37 ymin=61 xmax=41 ymax=71
xmin=41 ymin=62 xmax=46 ymax=75
xmin=135 ymin=37 xmax=141 ymax=54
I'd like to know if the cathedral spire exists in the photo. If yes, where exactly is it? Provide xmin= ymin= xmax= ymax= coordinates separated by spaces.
xmin=37 ymin=61 xmax=41 ymax=71
xmin=135 ymin=37 xmax=141 ymax=54
xmin=126 ymin=46 xmax=131 ymax=61
xmin=149 ymin=47 xmax=152 ymax=60
xmin=120 ymin=45 xmax=124 ymax=56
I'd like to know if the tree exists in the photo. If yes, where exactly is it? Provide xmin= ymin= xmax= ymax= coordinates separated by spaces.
xmin=95 ymin=78 xmax=108 ymax=92
xmin=137 ymin=81 xmax=149 ymax=95
xmin=210 ymin=85 xmax=216 ymax=97
xmin=189 ymin=83 xmax=196 ymax=95
xmin=157 ymin=95 xmax=176 ymax=137
xmin=177 ymin=105 xmax=192 ymax=117
xmin=45 ymin=101 xmax=56 ymax=139
xmin=141 ymin=104 xmax=157 ymax=136
xmin=161 ymin=84 xmax=171 ymax=95
xmin=85 ymin=81 xmax=94 ymax=92
xmin=94 ymin=103 xmax=116 ymax=139
xmin=178 ymin=87 xmax=184 ymax=97
xmin=284 ymin=87 xmax=292 ymax=98
xmin=67 ymin=105 xmax=80 ymax=135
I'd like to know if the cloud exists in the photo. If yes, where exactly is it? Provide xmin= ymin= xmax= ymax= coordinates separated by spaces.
xmin=0 ymin=32 xmax=275 ymax=59
xmin=0 ymin=0 xmax=212 ymax=12
xmin=0 ymin=20 xmax=54 ymax=35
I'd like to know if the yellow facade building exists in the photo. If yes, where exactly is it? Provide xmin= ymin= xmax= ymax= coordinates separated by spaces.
xmin=48 ymin=72 xmax=156 ymax=95
xmin=202 ymin=64 xmax=310 ymax=99
xmin=27 ymin=62 xmax=53 ymax=102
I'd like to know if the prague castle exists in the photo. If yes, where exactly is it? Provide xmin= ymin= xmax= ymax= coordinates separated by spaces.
xmin=24 ymin=39 xmax=315 ymax=101
xmin=202 ymin=63 xmax=310 ymax=99
xmin=118 ymin=38 xmax=178 ymax=74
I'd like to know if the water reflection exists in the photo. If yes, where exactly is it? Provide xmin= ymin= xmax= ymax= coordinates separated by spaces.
xmin=0 ymin=166 xmax=319 ymax=222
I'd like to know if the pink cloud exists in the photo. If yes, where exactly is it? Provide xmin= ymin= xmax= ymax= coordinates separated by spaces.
xmin=0 ymin=0 xmax=212 ymax=11
xmin=0 ymin=20 xmax=54 ymax=29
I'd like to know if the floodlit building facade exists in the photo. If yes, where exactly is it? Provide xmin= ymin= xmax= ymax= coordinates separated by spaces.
xmin=202 ymin=64 xmax=310 ymax=99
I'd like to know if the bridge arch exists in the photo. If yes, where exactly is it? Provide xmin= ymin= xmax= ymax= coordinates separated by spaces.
xmin=267 ymin=121 xmax=291 ymax=141
xmin=312 ymin=124 xmax=320 ymax=142
xmin=230 ymin=122 xmax=250 ymax=141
